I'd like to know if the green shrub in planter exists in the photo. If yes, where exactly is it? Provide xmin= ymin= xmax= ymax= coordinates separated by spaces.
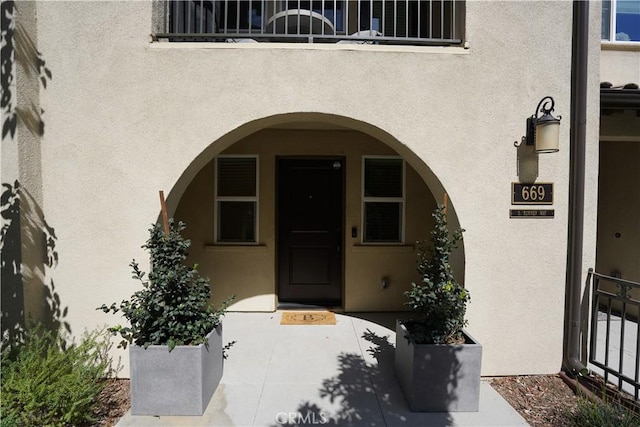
xmin=396 ymin=205 xmax=480 ymax=412
xmin=99 ymin=219 xmax=233 ymax=351
xmin=404 ymin=205 xmax=468 ymax=344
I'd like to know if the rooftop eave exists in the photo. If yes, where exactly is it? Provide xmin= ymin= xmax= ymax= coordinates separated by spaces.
xmin=600 ymin=89 xmax=640 ymax=111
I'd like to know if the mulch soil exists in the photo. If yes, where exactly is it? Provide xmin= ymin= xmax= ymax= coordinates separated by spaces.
xmin=489 ymin=374 xmax=579 ymax=426
xmin=89 ymin=378 xmax=131 ymax=427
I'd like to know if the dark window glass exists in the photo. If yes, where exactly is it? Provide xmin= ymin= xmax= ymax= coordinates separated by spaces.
xmin=286 ymin=1 xmax=345 ymax=30
xmin=170 ymin=0 xmax=263 ymax=33
xmin=169 ymin=0 xmax=216 ymax=33
xmin=364 ymin=202 xmax=402 ymax=242
xmin=218 ymin=201 xmax=256 ymax=242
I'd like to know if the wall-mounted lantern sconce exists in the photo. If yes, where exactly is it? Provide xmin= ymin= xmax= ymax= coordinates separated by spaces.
xmin=514 ymin=96 xmax=562 ymax=153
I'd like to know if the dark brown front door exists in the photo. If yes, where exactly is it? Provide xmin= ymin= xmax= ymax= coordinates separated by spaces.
xmin=277 ymin=158 xmax=343 ymax=306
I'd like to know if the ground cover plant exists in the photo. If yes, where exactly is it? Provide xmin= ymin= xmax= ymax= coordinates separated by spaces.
xmin=0 ymin=323 xmax=117 ymax=427
xmin=571 ymin=395 xmax=640 ymax=427
xmin=570 ymin=377 xmax=640 ymax=427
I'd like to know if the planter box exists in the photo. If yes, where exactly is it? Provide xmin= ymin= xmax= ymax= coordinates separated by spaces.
xmin=130 ymin=324 xmax=223 ymax=416
xmin=395 ymin=320 xmax=482 ymax=412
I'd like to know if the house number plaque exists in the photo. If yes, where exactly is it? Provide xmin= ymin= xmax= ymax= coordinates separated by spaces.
xmin=510 ymin=209 xmax=555 ymax=218
xmin=512 ymin=183 xmax=553 ymax=205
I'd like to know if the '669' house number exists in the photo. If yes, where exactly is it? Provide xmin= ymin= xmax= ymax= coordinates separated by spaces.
xmin=512 ymin=183 xmax=554 ymax=205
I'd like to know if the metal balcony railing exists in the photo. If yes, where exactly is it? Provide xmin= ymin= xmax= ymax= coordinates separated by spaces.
xmin=157 ymin=0 xmax=464 ymax=45
xmin=588 ymin=269 xmax=640 ymax=400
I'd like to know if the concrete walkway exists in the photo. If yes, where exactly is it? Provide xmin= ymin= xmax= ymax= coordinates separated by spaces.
xmin=117 ymin=312 xmax=528 ymax=426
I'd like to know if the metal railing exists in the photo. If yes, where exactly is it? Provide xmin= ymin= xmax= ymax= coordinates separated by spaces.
xmin=588 ymin=269 xmax=640 ymax=400
xmin=157 ymin=0 xmax=464 ymax=45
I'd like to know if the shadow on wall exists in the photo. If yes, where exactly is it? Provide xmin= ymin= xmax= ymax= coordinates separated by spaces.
xmin=1 ymin=181 xmax=70 ymax=356
xmin=1 ymin=1 xmax=65 ymax=357
xmin=515 ymin=141 xmax=539 ymax=184
xmin=271 ymin=329 xmax=455 ymax=426
xmin=1 ymin=0 xmax=51 ymax=139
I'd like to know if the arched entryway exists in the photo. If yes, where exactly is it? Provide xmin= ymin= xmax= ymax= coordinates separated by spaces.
xmin=165 ymin=113 xmax=466 ymax=312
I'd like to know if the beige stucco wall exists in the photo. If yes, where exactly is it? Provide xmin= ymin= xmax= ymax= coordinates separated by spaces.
xmin=600 ymin=44 xmax=640 ymax=85
xmin=174 ymin=129 xmax=437 ymax=312
xmin=4 ymin=0 xmax=603 ymax=376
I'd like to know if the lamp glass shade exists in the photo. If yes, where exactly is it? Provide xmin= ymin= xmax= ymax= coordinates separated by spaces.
xmin=534 ymin=120 xmax=560 ymax=153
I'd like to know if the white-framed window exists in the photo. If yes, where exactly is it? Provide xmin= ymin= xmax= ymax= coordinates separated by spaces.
xmin=602 ymin=0 xmax=640 ymax=42
xmin=215 ymin=155 xmax=258 ymax=244
xmin=362 ymin=156 xmax=404 ymax=243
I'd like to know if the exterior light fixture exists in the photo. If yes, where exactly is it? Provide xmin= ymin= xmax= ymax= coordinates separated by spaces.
xmin=515 ymin=96 xmax=562 ymax=153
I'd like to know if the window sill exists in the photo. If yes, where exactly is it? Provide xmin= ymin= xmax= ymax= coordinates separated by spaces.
xmin=351 ymin=244 xmax=414 ymax=252
xmin=601 ymin=41 xmax=640 ymax=52
xmin=205 ymin=244 xmax=268 ymax=252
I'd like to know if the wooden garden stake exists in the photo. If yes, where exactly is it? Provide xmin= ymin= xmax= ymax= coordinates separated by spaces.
xmin=443 ymin=192 xmax=448 ymax=216
xmin=159 ymin=190 xmax=170 ymax=236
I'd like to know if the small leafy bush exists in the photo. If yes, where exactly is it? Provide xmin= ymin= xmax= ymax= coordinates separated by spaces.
xmin=404 ymin=205 xmax=468 ymax=344
xmin=99 ymin=219 xmax=233 ymax=351
xmin=0 ymin=323 xmax=115 ymax=427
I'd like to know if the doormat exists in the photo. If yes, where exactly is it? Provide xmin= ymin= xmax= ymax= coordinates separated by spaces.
xmin=280 ymin=311 xmax=336 ymax=325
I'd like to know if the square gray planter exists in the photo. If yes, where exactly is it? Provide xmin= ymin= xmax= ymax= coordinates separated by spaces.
xmin=395 ymin=320 xmax=482 ymax=412
xmin=130 ymin=324 xmax=223 ymax=416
